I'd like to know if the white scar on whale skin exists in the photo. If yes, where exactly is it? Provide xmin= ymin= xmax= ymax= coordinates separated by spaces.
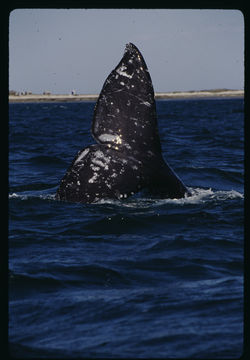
xmin=98 ymin=133 xmax=122 ymax=145
xmin=88 ymin=172 xmax=98 ymax=183
xmin=98 ymin=133 xmax=132 ymax=150
xmin=140 ymin=101 xmax=151 ymax=107
xmin=116 ymin=65 xmax=133 ymax=79
xmin=91 ymin=150 xmax=111 ymax=170
xmin=74 ymin=148 xmax=90 ymax=164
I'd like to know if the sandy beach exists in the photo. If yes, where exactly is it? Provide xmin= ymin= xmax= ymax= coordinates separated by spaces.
xmin=9 ymin=89 xmax=244 ymax=103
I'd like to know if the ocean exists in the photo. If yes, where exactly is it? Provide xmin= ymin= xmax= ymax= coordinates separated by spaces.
xmin=9 ymin=98 xmax=244 ymax=358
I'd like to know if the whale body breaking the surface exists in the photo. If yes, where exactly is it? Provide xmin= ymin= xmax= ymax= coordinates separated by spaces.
xmin=56 ymin=43 xmax=189 ymax=203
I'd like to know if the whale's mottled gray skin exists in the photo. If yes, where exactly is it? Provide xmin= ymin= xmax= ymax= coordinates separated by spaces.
xmin=56 ymin=43 xmax=189 ymax=203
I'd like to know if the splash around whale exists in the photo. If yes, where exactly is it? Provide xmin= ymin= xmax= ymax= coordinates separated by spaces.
xmin=56 ymin=43 xmax=190 ymax=203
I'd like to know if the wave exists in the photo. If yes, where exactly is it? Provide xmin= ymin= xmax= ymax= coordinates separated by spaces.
xmin=9 ymin=187 xmax=243 ymax=205
xmin=9 ymin=264 xmax=127 ymax=289
xmin=9 ymin=192 xmax=56 ymax=201
xmin=96 ymin=188 xmax=243 ymax=208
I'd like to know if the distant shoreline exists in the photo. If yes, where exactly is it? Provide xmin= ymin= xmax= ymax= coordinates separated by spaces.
xmin=9 ymin=89 xmax=244 ymax=103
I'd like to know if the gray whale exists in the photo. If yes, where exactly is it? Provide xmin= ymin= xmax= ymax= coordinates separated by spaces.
xmin=56 ymin=43 xmax=189 ymax=203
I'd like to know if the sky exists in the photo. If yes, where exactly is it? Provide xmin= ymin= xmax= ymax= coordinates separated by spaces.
xmin=9 ymin=9 xmax=244 ymax=94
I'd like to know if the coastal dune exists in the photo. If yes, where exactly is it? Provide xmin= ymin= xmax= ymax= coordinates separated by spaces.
xmin=9 ymin=89 xmax=244 ymax=103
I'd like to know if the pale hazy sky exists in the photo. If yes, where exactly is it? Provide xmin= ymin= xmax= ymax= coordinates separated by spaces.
xmin=9 ymin=9 xmax=244 ymax=94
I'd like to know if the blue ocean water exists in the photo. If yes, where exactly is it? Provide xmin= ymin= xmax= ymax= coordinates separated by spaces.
xmin=9 ymin=98 xmax=244 ymax=358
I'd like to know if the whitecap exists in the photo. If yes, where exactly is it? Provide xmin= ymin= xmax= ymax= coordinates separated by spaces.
xmin=94 ymin=187 xmax=243 ymax=208
xmin=9 ymin=192 xmax=20 ymax=199
xmin=210 ymin=189 xmax=244 ymax=200
xmin=151 ymin=188 xmax=244 ymax=206
xmin=9 ymin=192 xmax=56 ymax=201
